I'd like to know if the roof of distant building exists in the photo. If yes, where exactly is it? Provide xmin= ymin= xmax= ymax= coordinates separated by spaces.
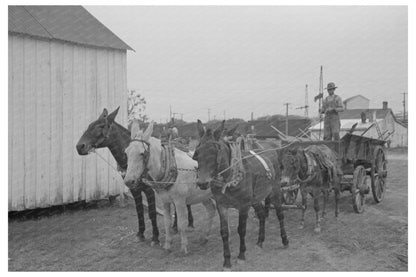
xmin=343 ymin=94 xmax=370 ymax=104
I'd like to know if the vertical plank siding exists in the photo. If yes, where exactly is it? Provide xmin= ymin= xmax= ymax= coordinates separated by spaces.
xmin=11 ymin=36 xmax=26 ymax=211
xmin=72 ymin=46 xmax=86 ymax=202
xmin=9 ymin=35 xmax=128 ymax=211
xmin=96 ymin=49 xmax=109 ymax=199
xmin=50 ymin=41 xmax=64 ymax=206
xmin=35 ymin=39 xmax=52 ymax=208
xmin=23 ymin=37 xmax=37 ymax=209
xmin=62 ymin=43 xmax=75 ymax=204
xmin=8 ymin=36 xmax=13 ymax=210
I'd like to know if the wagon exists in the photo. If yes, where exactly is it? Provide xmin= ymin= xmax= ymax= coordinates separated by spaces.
xmin=278 ymin=132 xmax=388 ymax=213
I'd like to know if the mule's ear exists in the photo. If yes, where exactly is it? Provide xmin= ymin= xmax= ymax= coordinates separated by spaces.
xmin=213 ymin=120 xmax=225 ymax=141
xmin=227 ymin=124 xmax=238 ymax=136
xmin=143 ymin=121 xmax=154 ymax=141
xmin=197 ymin=119 xmax=205 ymax=138
xmin=107 ymin=106 xmax=120 ymax=123
xmin=99 ymin=108 xmax=108 ymax=119
xmin=130 ymin=120 xmax=141 ymax=139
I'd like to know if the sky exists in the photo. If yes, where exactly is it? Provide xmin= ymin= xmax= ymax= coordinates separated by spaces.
xmin=85 ymin=6 xmax=407 ymax=123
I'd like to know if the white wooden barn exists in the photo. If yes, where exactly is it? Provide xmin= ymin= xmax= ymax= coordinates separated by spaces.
xmin=8 ymin=6 xmax=133 ymax=211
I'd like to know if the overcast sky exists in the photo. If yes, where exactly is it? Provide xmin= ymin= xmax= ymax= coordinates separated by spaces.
xmin=85 ymin=6 xmax=407 ymax=123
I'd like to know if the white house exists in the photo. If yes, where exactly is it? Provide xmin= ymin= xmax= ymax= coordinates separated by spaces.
xmin=343 ymin=95 xmax=370 ymax=110
xmin=9 ymin=6 xmax=133 ymax=211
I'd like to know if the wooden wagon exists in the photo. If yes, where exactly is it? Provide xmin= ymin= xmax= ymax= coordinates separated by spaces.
xmin=243 ymin=127 xmax=388 ymax=213
xmin=278 ymin=132 xmax=388 ymax=213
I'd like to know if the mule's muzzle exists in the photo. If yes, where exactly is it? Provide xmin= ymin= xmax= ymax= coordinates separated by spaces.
xmin=76 ymin=143 xmax=91 ymax=155
xmin=196 ymin=181 xmax=210 ymax=190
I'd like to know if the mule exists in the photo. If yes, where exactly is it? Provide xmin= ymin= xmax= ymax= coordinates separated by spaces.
xmin=193 ymin=120 xmax=289 ymax=269
xmin=75 ymin=107 xmax=194 ymax=244
xmin=123 ymin=120 xmax=216 ymax=254
xmin=279 ymin=146 xmax=341 ymax=233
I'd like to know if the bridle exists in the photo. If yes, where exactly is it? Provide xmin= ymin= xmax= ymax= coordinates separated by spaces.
xmin=195 ymin=140 xmax=230 ymax=184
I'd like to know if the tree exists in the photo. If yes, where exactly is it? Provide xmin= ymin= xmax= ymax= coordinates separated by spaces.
xmin=127 ymin=90 xmax=148 ymax=125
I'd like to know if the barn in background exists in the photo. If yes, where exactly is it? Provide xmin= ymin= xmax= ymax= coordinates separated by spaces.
xmin=8 ymin=6 xmax=133 ymax=211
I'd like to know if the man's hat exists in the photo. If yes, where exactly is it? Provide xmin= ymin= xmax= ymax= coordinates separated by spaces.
xmin=326 ymin=82 xmax=337 ymax=90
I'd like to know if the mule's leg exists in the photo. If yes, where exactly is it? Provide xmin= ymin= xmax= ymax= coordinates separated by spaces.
xmin=264 ymin=196 xmax=271 ymax=218
xmin=162 ymin=202 xmax=173 ymax=251
xmin=299 ymin=189 xmax=308 ymax=229
xmin=187 ymin=205 xmax=194 ymax=228
xmin=200 ymin=199 xmax=216 ymax=244
xmin=172 ymin=204 xmax=194 ymax=232
xmin=321 ymin=189 xmax=329 ymax=219
xmin=313 ymin=194 xmax=321 ymax=233
xmin=334 ymin=176 xmax=341 ymax=217
xmin=130 ymin=187 xmax=146 ymax=241
xmin=172 ymin=207 xmax=178 ymax=233
xmin=174 ymin=199 xmax=189 ymax=254
xmin=143 ymin=185 xmax=160 ymax=245
xmin=237 ymin=206 xmax=249 ymax=262
xmin=252 ymin=203 xmax=266 ymax=248
xmin=217 ymin=204 xmax=231 ymax=268
xmin=273 ymin=195 xmax=289 ymax=248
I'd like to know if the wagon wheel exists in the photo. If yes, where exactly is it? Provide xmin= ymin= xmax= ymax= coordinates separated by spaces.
xmin=282 ymin=188 xmax=299 ymax=205
xmin=352 ymin=165 xmax=368 ymax=213
xmin=371 ymin=146 xmax=387 ymax=203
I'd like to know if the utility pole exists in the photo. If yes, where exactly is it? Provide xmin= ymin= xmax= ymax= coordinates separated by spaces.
xmin=402 ymin=92 xmax=407 ymax=123
xmin=251 ymin=112 xmax=254 ymax=121
xmin=295 ymin=84 xmax=309 ymax=117
xmin=207 ymin=108 xmax=211 ymax=122
xmin=223 ymin=110 xmax=226 ymax=120
xmin=169 ymin=105 xmax=172 ymax=121
xmin=284 ymin=102 xmax=290 ymax=135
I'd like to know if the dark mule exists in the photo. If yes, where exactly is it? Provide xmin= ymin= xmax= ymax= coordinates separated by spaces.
xmin=193 ymin=120 xmax=288 ymax=269
xmin=75 ymin=107 xmax=193 ymax=244
xmin=279 ymin=146 xmax=341 ymax=233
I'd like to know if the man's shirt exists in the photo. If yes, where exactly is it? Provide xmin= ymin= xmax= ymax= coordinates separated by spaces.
xmin=323 ymin=94 xmax=344 ymax=114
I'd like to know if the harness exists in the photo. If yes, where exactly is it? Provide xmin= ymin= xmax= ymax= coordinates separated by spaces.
xmin=137 ymin=138 xmax=179 ymax=192
xmin=295 ymin=151 xmax=318 ymax=184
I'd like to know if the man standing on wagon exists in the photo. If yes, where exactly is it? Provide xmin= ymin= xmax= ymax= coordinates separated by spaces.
xmin=320 ymin=82 xmax=344 ymax=140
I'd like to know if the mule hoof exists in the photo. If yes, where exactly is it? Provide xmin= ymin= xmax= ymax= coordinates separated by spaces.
xmin=164 ymin=243 xmax=172 ymax=252
xmin=223 ymin=266 xmax=232 ymax=271
xmin=137 ymin=233 xmax=145 ymax=242
xmin=186 ymin=226 xmax=195 ymax=232
xmin=314 ymin=227 xmax=321 ymax=233
xmin=172 ymin=228 xmax=178 ymax=234
xmin=236 ymin=258 xmax=246 ymax=265
xmin=150 ymin=241 xmax=161 ymax=247
xmin=256 ymin=242 xmax=263 ymax=249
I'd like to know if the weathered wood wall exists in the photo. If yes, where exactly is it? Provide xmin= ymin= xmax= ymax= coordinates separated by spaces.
xmin=9 ymin=34 xmax=128 ymax=211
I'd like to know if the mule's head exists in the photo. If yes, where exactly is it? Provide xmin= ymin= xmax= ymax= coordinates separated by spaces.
xmin=279 ymin=148 xmax=302 ymax=186
xmin=193 ymin=120 xmax=230 ymax=190
xmin=76 ymin=107 xmax=120 ymax=155
xmin=123 ymin=120 xmax=153 ymax=189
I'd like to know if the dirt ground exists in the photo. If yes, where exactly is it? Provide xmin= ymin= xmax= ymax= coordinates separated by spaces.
xmin=8 ymin=151 xmax=408 ymax=271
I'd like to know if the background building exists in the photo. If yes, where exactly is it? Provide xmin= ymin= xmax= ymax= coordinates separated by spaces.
xmin=8 ymin=6 xmax=132 ymax=211
xmin=310 ymin=101 xmax=408 ymax=147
